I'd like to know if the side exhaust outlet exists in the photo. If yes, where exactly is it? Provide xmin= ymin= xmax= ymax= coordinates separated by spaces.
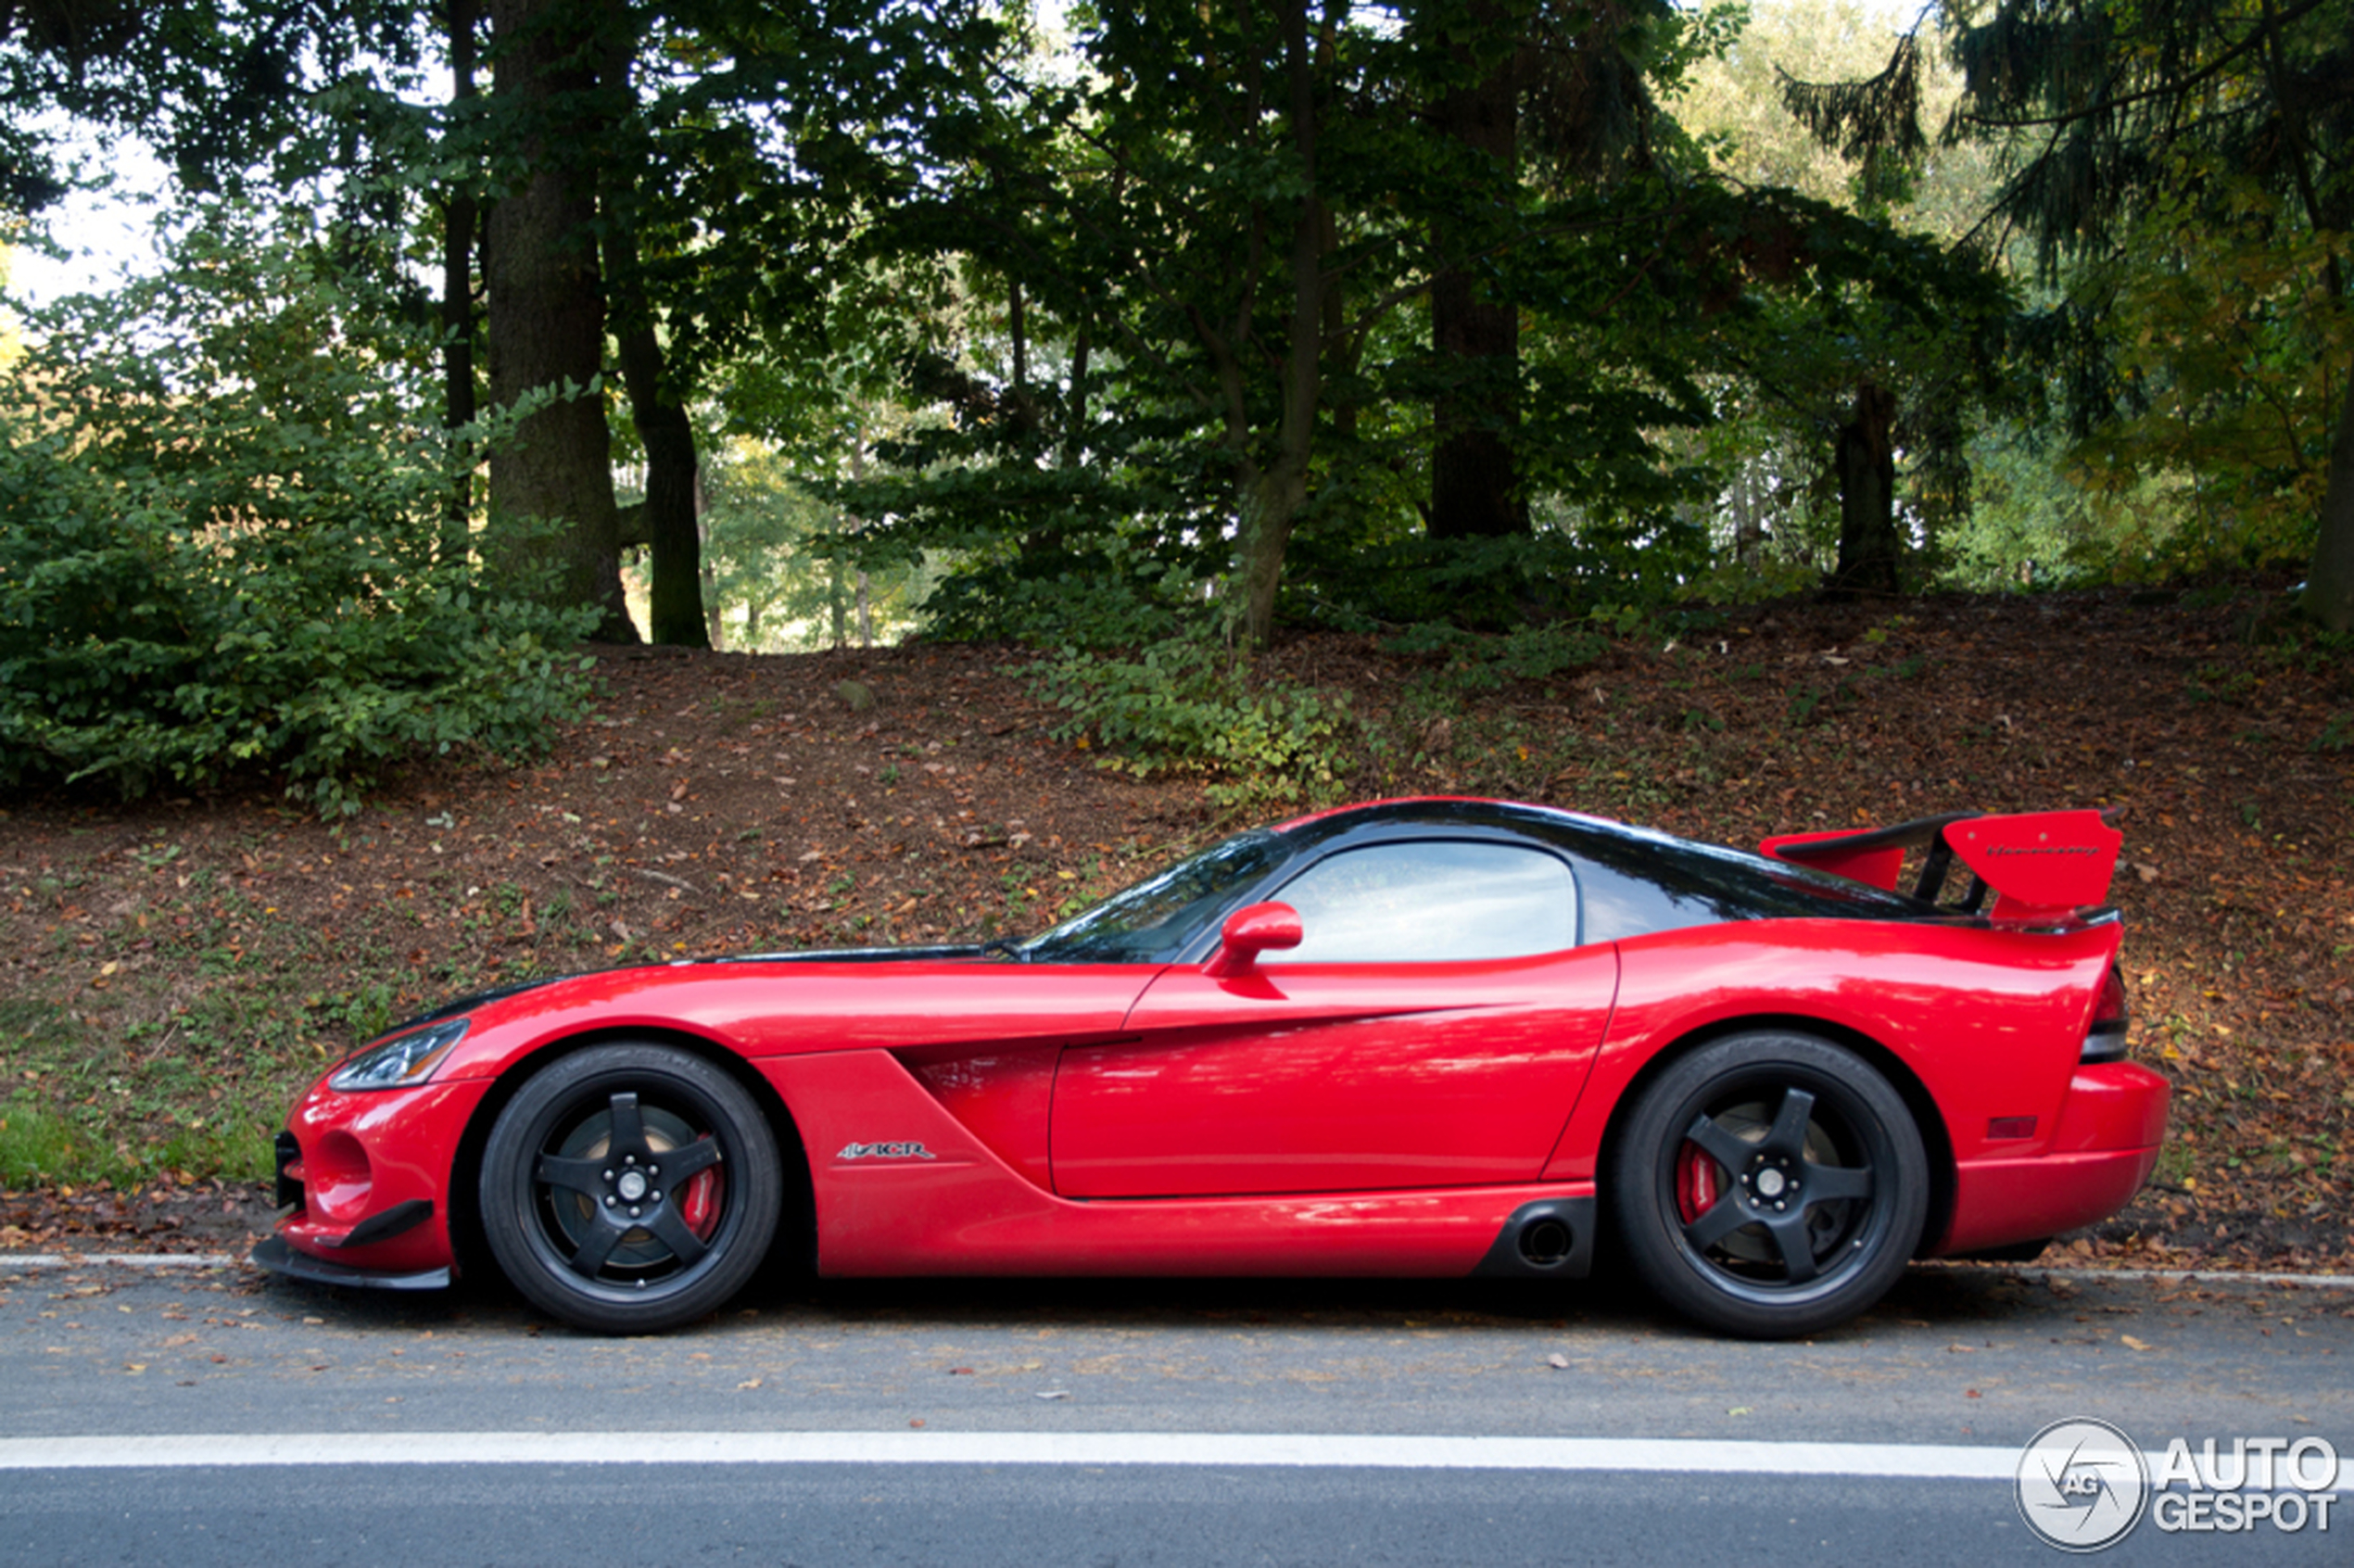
xmin=1518 ymin=1216 xmax=1576 ymax=1267
xmin=1472 ymin=1196 xmax=1596 ymax=1280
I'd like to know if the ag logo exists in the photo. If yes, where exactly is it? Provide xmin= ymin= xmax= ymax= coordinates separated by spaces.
xmin=2017 ymin=1418 xmax=2149 ymax=1552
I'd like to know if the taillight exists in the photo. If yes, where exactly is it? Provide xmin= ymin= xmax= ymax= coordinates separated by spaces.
xmin=2083 ymin=965 xmax=2130 ymax=1062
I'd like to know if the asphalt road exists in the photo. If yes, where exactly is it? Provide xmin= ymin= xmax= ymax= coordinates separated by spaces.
xmin=0 ymin=1258 xmax=2347 ymax=1565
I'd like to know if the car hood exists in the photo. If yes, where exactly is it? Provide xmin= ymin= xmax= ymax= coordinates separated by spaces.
xmin=384 ymin=943 xmax=996 ymax=1036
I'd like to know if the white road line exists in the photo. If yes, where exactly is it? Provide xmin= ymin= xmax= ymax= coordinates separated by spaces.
xmin=0 ymin=1432 xmax=2033 ymax=1476
xmin=8 ymin=1433 xmax=2349 ymax=1486
xmin=1924 ymin=1263 xmax=2354 ymax=1291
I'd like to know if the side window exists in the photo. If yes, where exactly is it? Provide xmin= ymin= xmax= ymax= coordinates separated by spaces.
xmin=1266 ymin=841 xmax=1576 ymax=964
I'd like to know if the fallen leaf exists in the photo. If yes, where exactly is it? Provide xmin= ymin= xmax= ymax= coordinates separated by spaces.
xmin=2121 ymin=1334 xmax=2154 ymax=1352
xmin=1546 ymin=1353 xmax=1569 ymax=1370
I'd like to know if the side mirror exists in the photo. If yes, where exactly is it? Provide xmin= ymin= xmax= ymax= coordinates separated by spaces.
xmin=1204 ymin=901 xmax=1302 ymax=979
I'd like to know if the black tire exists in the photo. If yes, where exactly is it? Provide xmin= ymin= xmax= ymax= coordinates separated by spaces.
xmin=1609 ymin=1031 xmax=1928 ymax=1338
xmin=480 ymin=1043 xmax=781 ymax=1334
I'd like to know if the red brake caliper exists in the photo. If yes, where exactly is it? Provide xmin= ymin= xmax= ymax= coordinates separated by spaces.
xmin=677 ymin=1139 xmax=723 ymax=1240
xmin=1676 ymin=1143 xmax=1720 ymax=1224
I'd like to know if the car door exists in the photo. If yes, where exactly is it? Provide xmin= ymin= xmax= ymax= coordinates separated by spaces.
xmin=1049 ymin=839 xmax=1618 ymax=1198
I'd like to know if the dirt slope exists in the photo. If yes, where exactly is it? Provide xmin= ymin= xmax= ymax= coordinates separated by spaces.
xmin=3 ymin=589 xmax=2349 ymax=1271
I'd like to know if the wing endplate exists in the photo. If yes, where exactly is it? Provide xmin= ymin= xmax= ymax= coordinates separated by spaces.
xmin=1944 ymin=810 xmax=2121 ymax=918
xmin=1753 ymin=829 xmax=1907 ymax=891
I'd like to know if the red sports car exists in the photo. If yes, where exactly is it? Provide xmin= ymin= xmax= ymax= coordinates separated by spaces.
xmin=256 ymin=798 xmax=2167 ymax=1338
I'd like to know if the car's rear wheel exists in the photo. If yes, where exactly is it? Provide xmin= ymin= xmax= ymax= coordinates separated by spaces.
xmin=481 ymin=1043 xmax=780 ymax=1334
xmin=1610 ymin=1031 xmax=1927 ymax=1338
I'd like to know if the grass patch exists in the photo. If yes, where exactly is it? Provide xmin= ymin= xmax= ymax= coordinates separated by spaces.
xmin=0 ymin=1101 xmax=102 ymax=1186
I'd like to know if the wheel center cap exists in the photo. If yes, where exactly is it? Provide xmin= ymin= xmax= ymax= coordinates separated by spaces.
xmin=1755 ymin=1167 xmax=1787 ymax=1199
xmin=616 ymin=1170 xmax=650 ymax=1202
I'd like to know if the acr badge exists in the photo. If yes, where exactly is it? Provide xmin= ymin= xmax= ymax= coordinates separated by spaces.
xmin=837 ymin=1140 xmax=937 ymax=1161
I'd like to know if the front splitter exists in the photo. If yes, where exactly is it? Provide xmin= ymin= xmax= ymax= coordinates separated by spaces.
xmin=251 ymin=1234 xmax=451 ymax=1291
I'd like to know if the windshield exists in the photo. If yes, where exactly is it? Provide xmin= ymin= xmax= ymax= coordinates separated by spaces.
xmin=1018 ymin=829 xmax=1289 ymax=964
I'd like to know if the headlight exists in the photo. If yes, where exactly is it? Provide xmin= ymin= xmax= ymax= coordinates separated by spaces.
xmin=329 ymin=1018 xmax=471 ymax=1092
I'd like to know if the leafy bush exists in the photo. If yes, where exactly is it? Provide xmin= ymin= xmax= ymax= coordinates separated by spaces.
xmin=1379 ymin=618 xmax=1613 ymax=692
xmin=1279 ymin=526 xmax=1711 ymax=634
xmin=1025 ymin=635 xmax=1357 ymax=811
xmin=0 ymin=212 xmax=597 ymax=814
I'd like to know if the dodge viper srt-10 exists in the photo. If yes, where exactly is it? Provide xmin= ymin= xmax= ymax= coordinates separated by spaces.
xmin=256 ymin=798 xmax=2167 ymax=1338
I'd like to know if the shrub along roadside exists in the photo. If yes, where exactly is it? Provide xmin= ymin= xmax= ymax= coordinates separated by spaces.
xmin=0 ymin=212 xmax=599 ymax=818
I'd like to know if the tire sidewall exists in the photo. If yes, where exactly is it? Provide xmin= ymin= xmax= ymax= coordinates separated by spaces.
xmin=1611 ymin=1031 xmax=1929 ymax=1338
xmin=481 ymin=1043 xmax=781 ymax=1334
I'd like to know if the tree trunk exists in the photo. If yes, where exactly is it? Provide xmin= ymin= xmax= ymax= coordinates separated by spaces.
xmin=1234 ymin=0 xmax=1327 ymax=649
xmin=696 ymin=467 xmax=723 ymax=648
xmin=1733 ymin=462 xmax=1765 ymax=565
xmin=440 ymin=0 xmax=480 ymax=543
xmin=2305 ymin=361 xmax=2354 ymax=631
xmin=1427 ymin=2 xmax=1525 ymax=540
xmin=1830 ymin=381 xmax=1902 ymax=597
xmin=1062 ymin=324 xmax=1091 ymax=469
xmin=603 ymin=220 xmax=708 ymax=645
xmin=611 ymin=307 xmax=708 ymax=647
xmin=484 ymin=0 xmax=633 ymax=640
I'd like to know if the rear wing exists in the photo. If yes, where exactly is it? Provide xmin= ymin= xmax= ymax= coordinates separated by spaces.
xmin=1760 ymin=809 xmax=2122 ymax=921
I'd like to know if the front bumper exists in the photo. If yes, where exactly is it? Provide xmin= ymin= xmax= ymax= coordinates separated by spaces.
xmin=265 ymin=1076 xmax=488 ymax=1286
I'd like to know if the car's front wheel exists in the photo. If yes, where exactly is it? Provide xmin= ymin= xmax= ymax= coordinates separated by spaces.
xmin=480 ymin=1043 xmax=781 ymax=1334
xmin=1610 ymin=1031 xmax=1928 ymax=1338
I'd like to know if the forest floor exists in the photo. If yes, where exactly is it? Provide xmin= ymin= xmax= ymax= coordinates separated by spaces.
xmin=2 ymin=586 xmax=2350 ymax=1275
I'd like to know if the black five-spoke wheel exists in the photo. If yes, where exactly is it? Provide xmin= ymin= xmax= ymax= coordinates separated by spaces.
xmin=481 ymin=1043 xmax=781 ymax=1334
xmin=1610 ymin=1031 xmax=1928 ymax=1338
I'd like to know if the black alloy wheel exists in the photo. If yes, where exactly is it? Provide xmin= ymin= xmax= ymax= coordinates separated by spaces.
xmin=481 ymin=1043 xmax=781 ymax=1334
xmin=1610 ymin=1031 xmax=1928 ymax=1338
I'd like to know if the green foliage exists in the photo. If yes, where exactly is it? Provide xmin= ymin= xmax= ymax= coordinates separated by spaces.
xmin=0 ymin=210 xmax=596 ymax=815
xmin=1285 ymin=524 xmax=1713 ymax=633
xmin=1379 ymin=618 xmax=1613 ymax=691
xmin=1025 ymin=635 xmax=1357 ymax=812
xmin=663 ymin=433 xmax=937 ymax=651
xmin=919 ymin=527 xmax=1221 ymax=650
xmin=2058 ymin=170 xmax=2353 ymax=576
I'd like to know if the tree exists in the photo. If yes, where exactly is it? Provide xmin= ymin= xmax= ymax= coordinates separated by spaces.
xmin=483 ymin=0 xmax=633 ymax=640
xmin=853 ymin=0 xmax=1756 ymax=646
xmin=1787 ymin=0 xmax=2354 ymax=621
xmin=1422 ymin=0 xmax=1684 ymax=541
